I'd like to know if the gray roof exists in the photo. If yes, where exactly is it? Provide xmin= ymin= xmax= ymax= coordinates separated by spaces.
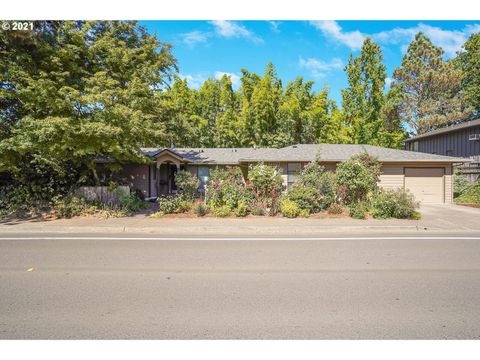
xmin=404 ymin=118 xmax=480 ymax=142
xmin=141 ymin=144 xmax=468 ymax=164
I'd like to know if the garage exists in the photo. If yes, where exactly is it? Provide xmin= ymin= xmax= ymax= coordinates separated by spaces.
xmin=404 ymin=168 xmax=444 ymax=204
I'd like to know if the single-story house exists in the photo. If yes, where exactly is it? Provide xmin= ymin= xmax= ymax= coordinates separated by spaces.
xmin=97 ymin=144 xmax=469 ymax=204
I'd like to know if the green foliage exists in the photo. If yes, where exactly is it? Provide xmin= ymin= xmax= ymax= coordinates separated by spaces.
xmin=52 ymin=195 xmax=89 ymax=218
xmin=349 ymin=202 xmax=368 ymax=219
xmin=370 ymin=189 xmax=420 ymax=219
xmin=284 ymin=185 xmax=318 ymax=214
xmin=177 ymin=200 xmax=193 ymax=213
xmin=193 ymin=202 xmax=208 ymax=217
xmin=234 ymin=201 xmax=249 ymax=217
xmin=298 ymin=209 xmax=310 ymax=218
xmin=327 ymin=203 xmax=344 ymax=215
xmin=156 ymin=196 xmax=180 ymax=214
xmin=279 ymin=199 xmax=300 ymax=218
xmin=175 ymin=170 xmax=200 ymax=201
xmin=336 ymin=153 xmax=381 ymax=204
xmin=392 ymin=32 xmax=472 ymax=135
xmin=455 ymin=182 xmax=480 ymax=205
xmin=212 ymin=205 xmax=231 ymax=217
xmin=116 ymin=188 xmax=148 ymax=213
xmin=296 ymin=160 xmax=337 ymax=210
xmin=453 ymin=170 xmax=469 ymax=197
xmin=205 ymin=167 xmax=253 ymax=210
xmin=247 ymin=163 xmax=283 ymax=214
xmin=458 ymin=33 xmax=480 ymax=114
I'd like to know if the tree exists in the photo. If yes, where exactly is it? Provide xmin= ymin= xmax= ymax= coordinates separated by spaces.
xmin=0 ymin=21 xmax=177 ymax=185
xmin=391 ymin=32 xmax=472 ymax=135
xmin=458 ymin=32 xmax=480 ymax=116
xmin=341 ymin=37 xmax=387 ymax=145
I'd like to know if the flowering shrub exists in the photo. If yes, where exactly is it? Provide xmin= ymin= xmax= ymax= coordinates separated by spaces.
xmin=370 ymin=189 xmax=420 ymax=219
xmin=205 ymin=167 xmax=253 ymax=211
xmin=175 ymin=170 xmax=200 ymax=201
xmin=248 ymin=163 xmax=284 ymax=215
xmin=279 ymin=199 xmax=300 ymax=218
xmin=336 ymin=153 xmax=381 ymax=205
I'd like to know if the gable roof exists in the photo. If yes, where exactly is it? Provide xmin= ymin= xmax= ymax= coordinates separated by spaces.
xmin=140 ymin=144 xmax=468 ymax=164
xmin=404 ymin=118 xmax=480 ymax=143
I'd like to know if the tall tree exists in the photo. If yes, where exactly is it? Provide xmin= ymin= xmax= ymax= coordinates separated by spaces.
xmin=341 ymin=37 xmax=387 ymax=145
xmin=458 ymin=32 xmax=480 ymax=116
xmin=391 ymin=32 xmax=472 ymax=135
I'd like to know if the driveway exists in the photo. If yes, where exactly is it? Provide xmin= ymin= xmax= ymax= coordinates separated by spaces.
xmin=419 ymin=204 xmax=480 ymax=232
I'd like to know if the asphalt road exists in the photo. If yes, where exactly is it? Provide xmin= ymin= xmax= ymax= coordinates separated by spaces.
xmin=1 ymin=234 xmax=480 ymax=339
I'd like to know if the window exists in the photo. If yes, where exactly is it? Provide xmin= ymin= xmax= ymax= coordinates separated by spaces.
xmin=197 ymin=166 xmax=209 ymax=191
xmin=287 ymin=163 xmax=301 ymax=186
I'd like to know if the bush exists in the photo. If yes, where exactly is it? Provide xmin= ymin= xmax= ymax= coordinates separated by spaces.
xmin=193 ymin=202 xmax=208 ymax=217
xmin=157 ymin=196 xmax=180 ymax=214
xmin=297 ymin=161 xmax=336 ymax=210
xmin=175 ymin=170 xmax=200 ymax=201
xmin=247 ymin=163 xmax=284 ymax=215
xmin=280 ymin=199 xmax=300 ymax=218
xmin=370 ymin=189 xmax=420 ymax=219
xmin=205 ymin=167 xmax=254 ymax=210
xmin=176 ymin=200 xmax=193 ymax=213
xmin=283 ymin=185 xmax=318 ymax=214
xmin=299 ymin=209 xmax=310 ymax=218
xmin=453 ymin=170 xmax=469 ymax=197
xmin=212 ymin=205 xmax=231 ymax=217
xmin=336 ymin=153 xmax=381 ymax=205
xmin=250 ymin=200 xmax=267 ymax=216
xmin=52 ymin=195 xmax=88 ymax=218
xmin=327 ymin=203 xmax=344 ymax=215
xmin=455 ymin=182 xmax=480 ymax=205
xmin=234 ymin=201 xmax=249 ymax=217
xmin=349 ymin=202 xmax=368 ymax=219
xmin=117 ymin=188 xmax=148 ymax=213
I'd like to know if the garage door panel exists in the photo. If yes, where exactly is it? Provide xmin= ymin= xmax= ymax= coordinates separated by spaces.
xmin=404 ymin=168 xmax=444 ymax=204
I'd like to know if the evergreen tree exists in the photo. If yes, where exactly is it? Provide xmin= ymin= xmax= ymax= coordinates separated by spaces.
xmin=458 ymin=32 xmax=480 ymax=116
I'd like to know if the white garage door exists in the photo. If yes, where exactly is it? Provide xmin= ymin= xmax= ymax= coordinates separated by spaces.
xmin=404 ymin=168 xmax=444 ymax=204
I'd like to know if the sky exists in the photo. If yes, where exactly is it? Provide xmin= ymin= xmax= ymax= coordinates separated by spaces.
xmin=139 ymin=20 xmax=480 ymax=105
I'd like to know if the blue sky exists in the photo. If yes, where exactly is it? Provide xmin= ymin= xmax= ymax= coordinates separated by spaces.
xmin=140 ymin=20 xmax=480 ymax=105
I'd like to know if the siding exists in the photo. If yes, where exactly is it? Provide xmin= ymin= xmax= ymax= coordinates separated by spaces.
xmin=378 ymin=165 xmax=404 ymax=190
xmin=412 ymin=124 xmax=480 ymax=157
xmin=117 ymin=164 xmax=150 ymax=196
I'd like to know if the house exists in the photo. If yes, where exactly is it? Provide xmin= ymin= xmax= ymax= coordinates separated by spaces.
xmin=404 ymin=118 xmax=480 ymax=183
xmin=97 ymin=144 xmax=469 ymax=204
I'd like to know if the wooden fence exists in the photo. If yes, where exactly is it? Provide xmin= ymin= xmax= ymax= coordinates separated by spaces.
xmin=75 ymin=186 xmax=130 ymax=205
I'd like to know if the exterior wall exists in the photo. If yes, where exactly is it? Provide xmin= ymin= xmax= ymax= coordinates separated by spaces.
xmin=378 ymin=165 xmax=404 ymax=191
xmin=405 ymin=124 xmax=480 ymax=158
xmin=117 ymin=164 xmax=150 ymax=197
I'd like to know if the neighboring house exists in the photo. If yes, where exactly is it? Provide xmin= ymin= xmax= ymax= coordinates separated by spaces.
xmin=97 ymin=144 xmax=469 ymax=204
xmin=404 ymin=118 xmax=480 ymax=183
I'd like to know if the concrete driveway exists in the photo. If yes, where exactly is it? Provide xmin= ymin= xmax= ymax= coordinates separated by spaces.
xmin=419 ymin=204 xmax=480 ymax=232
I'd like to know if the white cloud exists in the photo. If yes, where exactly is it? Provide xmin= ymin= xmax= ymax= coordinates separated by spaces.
xmin=385 ymin=77 xmax=393 ymax=88
xmin=210 ymin=20 xmax=263 ymax=44
xmin=299 ymin=57 xmax=343 ymax=78
xmin=268 ymin=21 xmax=281 ymax=32
xmin=310 ymin=20 xmax=365 ymax=51
xmin=179 ymin=73 xmax=207 ymax=89
xmin=181 ymin=30 xmax=209 ymax=46
xmin=214 ymin=71 xmax=241 ymax=89
xmin=372 ymin=23 xmax=478 ymax=57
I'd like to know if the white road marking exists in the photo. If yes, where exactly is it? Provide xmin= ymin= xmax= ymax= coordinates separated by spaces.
xmin=1 ymin=236 xmax=480 ymax=241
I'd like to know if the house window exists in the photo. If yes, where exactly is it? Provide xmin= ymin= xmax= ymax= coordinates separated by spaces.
xmin=198 ymin=166 xmax=209 ymax=191
xmin=287 ymin=163 xmax=301 ymax=186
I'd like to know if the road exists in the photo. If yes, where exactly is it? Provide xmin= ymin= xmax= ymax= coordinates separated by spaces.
xmin=1 ymin=234 xmax=480 ymax=339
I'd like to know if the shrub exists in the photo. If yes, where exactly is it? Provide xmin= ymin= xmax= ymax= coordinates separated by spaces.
xmin=327 ymin=203 xmax=344 ymax=215
xmin=234 ymin=201 xmax=249 ymax=217
xmin=284 ymin=185 xmax=318 ymax=214
xmin=297 ymin=160 xmax=336 ymax=210
xmin=117 ymin=188 xmax=148 ymax=213
xmin=454 ymin=182 xmax=480 ymax=205
xmin=453 ymin=170 xmax=469 ymax=197
xmin=212 ymin=205 xmax=231 ymax=217
xmin=176 ymin=200 xmax=193 ymax=213
xmin=349 ymin=202 xmax=368 ymax=219
xmin=280 ymin=199 xmax=300 ymax=218
xmin=299 ymin=209 xmax=310 ymax=218
xmin=370 ymin=189 xmax=420 ymax=219
xmin=175 ymin=170 xmax=200 ymax=201
xmin=157 ymin=196 xmax=180 ymax=214
xmin=52 ymin=195 xmax=88 ymax=218
xmin=250 ymin=200 xmax=267 ymax=216
xmin=205 ymin=167 xmax=253 ymax=210
xmin=193 ymin=202 xmax=208 ymax=217
xmin=336 ymin=153 xmax=381 ymax=205
xmin=247 ymin=163 xmax=284 ymax=214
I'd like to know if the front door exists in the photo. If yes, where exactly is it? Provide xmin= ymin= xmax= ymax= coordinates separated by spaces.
xmin=169 ymin=164 xmax=178 ymax=193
